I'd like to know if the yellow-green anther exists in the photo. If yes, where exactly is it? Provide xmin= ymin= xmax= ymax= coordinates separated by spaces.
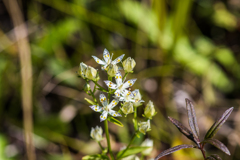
xmin=144 ymin=100 xmax=156 ymax=119
xmin=138 ymin=120 xmax=151 ymax=134
xmin=85 ymin=66 xmax=99 ymax=81
xmin=90 ymin=126 xmax=103 ymax=142
xmin=121 ymin=102 xmax=134 ymax=115
xmin=107 ymin=64 xmax=118 ymax=77
xmin=122 ymin=57 xmax=136 ymax=72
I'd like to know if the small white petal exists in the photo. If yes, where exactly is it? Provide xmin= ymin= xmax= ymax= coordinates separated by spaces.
xmin=92 ymin=56 xmax=106 ymax=65
xmin=109 ymin=99 xmax=119 ymax=109
xmin=99 ymin=94 xmax=108 ymax=107
xmin=89 ymin=105 xmax=103 ymax=112
xmin=112 ymin=54 xmax=125 ymax=65
xmin=103 ymin=48 xmax=111 ymax=64
xmin=114 ymin=89 xmax=121 ymax=97
xmin=104 ymin=80 xmax=117 ymax=89
xmin=115 ymin=71 xmax=123 ymax=86
xmin=122 ymin=79 xmax=137 ymax=89
xmin=109 ymin=110 xmax=121 ymax=117
xmin=100 ymin=111 xmax=108 ymax=122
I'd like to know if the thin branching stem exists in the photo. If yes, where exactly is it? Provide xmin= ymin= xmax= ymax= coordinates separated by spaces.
xmin=98 ymin=141 xmax=104 ymax=151
xmin=104 ymin=120 xmax=115 ymax=160
xmin=93 ymin=81 xmax=108 ymax=92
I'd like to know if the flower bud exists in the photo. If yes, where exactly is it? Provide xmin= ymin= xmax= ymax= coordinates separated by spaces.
xmin=78 ymin=62 xmax=88 ymax=79
xmin=107 ymin=64 xmax=118 ymax=77
xmin=138 ymin=120 xmax=151 ymax=134
xmin=85 ymin=66 xmax=99 ymax=81
xmin=121 ymin=102 xmax=134 ymax=115
xmin=84 ymin=83 xmax=91 ymax=93
xmin=90 ymin=126 xmax=103 ymax=142
xmin=141 ymin=138 xmax=153 ymax=155
xmin=144 ymin=100 xmax=156 ymax=119
xmin=122 ymin=57 xmax=136 ymax=72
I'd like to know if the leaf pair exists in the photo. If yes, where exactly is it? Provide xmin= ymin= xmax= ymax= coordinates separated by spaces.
xmin=155 ymin=98 xmax=233 ymax=160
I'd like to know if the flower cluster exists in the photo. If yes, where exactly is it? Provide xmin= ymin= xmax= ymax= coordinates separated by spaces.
xmin=79 ymin=48 xmax=156 ymax=160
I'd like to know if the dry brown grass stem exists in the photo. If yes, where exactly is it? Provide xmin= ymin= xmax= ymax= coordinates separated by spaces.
xmin=3 ymin=0 xmax=35 ymax=159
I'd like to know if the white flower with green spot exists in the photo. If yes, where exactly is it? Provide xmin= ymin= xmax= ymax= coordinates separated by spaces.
xmin=104 ymin=71 xmax=137 ymax=98
xmin=89 ymin=94 xmax=121 ymax=122
xmin=92 ymin=48 xmax=124 ymax=70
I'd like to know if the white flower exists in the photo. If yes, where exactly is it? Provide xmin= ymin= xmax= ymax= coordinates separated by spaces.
xmin=90 ymin=126 xmax=103 ymax=141
xmin=89 ymin=93 xmax=121 ymax=122
xmin=141 ymin=138 xmax=153 ymax=155
xmin=132 ymin=89 xmax=144 ymax=107
xmin=104 ymin=71 xmax=137 ymax=98
xmin=92 ymin=48 xmax=124 ymax=70
xmin=138 ymin=120 xmax=151 ymax=134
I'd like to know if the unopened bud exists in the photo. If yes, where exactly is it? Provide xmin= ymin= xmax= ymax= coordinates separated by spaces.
xmin=85 ymin=66 xmax=99 ymax=81
xmin=84 ymin=83 xmax=91 ymax=93
xmin=144 ymin=100 xmax=156 ymax=119
xmin=138 ymin=120 xmax=151 ymax=134
xmin=107 ymin=64 xmax=118 ymax=77
xmin=121 ymin=102 xmax=134 ymax=115
xmin=122 ymin=57 xmax=136 ymax=73
xmin=78 ymin=62 xmax=88 ymax=79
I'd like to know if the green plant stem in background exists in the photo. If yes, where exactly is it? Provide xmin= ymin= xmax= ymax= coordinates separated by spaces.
xmin=104 ymin=120 xmax=115 ymax=160
xmin=98 ymin=141 xmax=104 ymax=151
xmin=118 ymin=131 xmax=139 ymax=159
xmin=93 ymin=81 xmax=108 ymax=92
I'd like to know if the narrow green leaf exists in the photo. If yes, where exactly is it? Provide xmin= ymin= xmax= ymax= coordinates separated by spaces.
xmin=202 ymin=138 xmax=230 ymax=155
xmin=108 ymin=117 xmax=123 ymax=127
xmin=117 ymin=146 xmax=150 ymax=159
xmin=84 ymin=98 xmax=96 ymax=105
xmin=204 ymin=107 xmax=234 ymax=139
xmin=206 ymin=154 xmax=222 ymax=160
xmin=82 ymin=154 xmax=109 ymax=160
xmin=168 ymin=117 xmax=200 ymax=147
xmin=185 ymin=98 xmax=200 ymax=139
xmin=154 ymin=144 xmax=194 ymax=160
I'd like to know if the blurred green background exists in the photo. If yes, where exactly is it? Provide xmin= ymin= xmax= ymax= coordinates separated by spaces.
xmin=0 ymin=0 xmax=240 ymax=159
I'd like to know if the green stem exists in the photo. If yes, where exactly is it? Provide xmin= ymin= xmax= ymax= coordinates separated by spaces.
xmin=140 ymin=155 xmax=144 ymax=160
xmin=104 ymin=120 xmax=114 ymax=160
xmin=122 ymin=72 xmax=128 ymax=81
xmin=98 ymin=141 xmax=104 ymax=151
xmin=89 ymin=89 xmax=97 ymax=103
xmin=134 ymin=107 xmax=138 ymax=131
xmin=93 ymin=81 xmax=108 ymax=92
xmin=108 ymin=76 xmax=112 ymax=103
xmin=118 ymin=132 xmax=139 ymax=159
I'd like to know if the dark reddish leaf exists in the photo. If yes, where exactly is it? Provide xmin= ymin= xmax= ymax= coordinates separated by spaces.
xmin=205 ymin=154 xmax=222 ymax=160
xmin=202 ymin=138 xmax=230 ymax=155
xmin=168 ymin=116 xmax=200 ymax=147
xmin=154 ymin=144 xmax=194 ymax=160
xmin=185 ymin=98 xmax=200 ymax=139
xmin=204 ymin=107 xmax=234 ymax=139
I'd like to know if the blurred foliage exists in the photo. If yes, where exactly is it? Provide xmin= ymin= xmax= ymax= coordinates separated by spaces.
xmin=0 ymin=0 xmax=240 ymax=159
